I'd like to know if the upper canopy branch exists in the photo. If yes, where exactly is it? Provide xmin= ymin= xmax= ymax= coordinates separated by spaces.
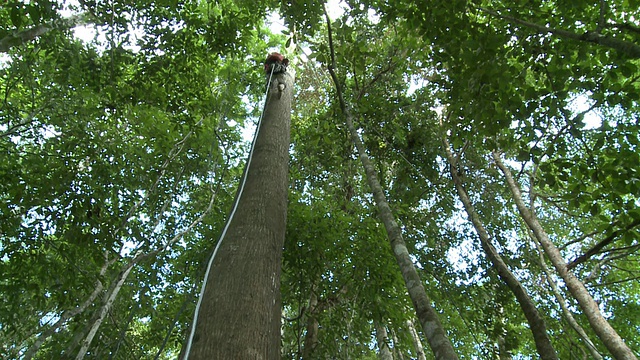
xmin=476 ymin=6 xmax=640 ymax=59
xmin=0 ymin=13 xmax=91 ymax=53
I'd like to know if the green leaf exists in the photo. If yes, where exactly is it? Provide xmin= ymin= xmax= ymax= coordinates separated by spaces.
xmin=620 ymin=62 xmax=637 ymax=78
xmin=27 ymin=5 xmax=41 ymax=24
xmin=516 ymin=149 xmax=530 ymax=161
xmin=11 ymin=5 xmax=23 ymax=28
xmin=589 ymin=203 xmax=600 ymax=216
xmin=628 ymin=208 xmax=640 ymax=221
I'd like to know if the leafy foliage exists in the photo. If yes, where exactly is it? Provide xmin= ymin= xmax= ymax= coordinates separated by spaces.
xmin=1 ymin=0 xmax=639 ymax=359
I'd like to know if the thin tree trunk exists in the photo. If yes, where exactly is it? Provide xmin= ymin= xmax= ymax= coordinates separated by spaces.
xmin=27 ymin=284 xmax=104 ymax=359
xmin=184 ymin=67 xmax=294 ymax=359
xmin=75 ymin=256 xmax=137 ymax=360
xmin=531 ymin=233 xmax=604 ymax=360
xmin=407 ymin=320 xmax=427 ymax=360
xmin=497 ymin=335 xmax=512 ymax=360
xmin=442 ymin=139 xmax=558 ymax=360
xmin=495 ymin=306 xmax=513 ymax=360
xmin=302 ymin=291 xmax=319 ymax=359
xmin=492 ymin=151 xmax=637 ymax=360
xmin=526 ymin=171 xmax=602 ymax=360
xmin=324 ymin=12 xmax=458 ymax=359
xmin=391 ymin=330 xmax=405 ymax=360
xmin=337 ymin=79 xmax=457 ymax=360
xmin=375 ymin=322 xmax=394 ymax=360
xmin=299 ymin=284 xmax=348 ymax=359
xmin=23 ymin=252 xmax=113 ymax=360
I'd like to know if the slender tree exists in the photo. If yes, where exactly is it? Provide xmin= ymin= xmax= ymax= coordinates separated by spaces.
xmin=531 ymin=233 xmax=604 ymax=360
xmin=442 ymin=135 xmax=558 ymax=360
xmin=407 ymin=320 xmax=427 ymax=360
xmin=375 ymin=321 xmax=394 ymax=360
xmin=302 ymin=289 xmax=320 ymax=359
xmin=493 ymin=151 xmax=638 ymax=360
xmin=324 ymin=10 xmax=459 ymax=360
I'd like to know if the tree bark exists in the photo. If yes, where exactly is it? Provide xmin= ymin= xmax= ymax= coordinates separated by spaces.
xmin=532 ymin=234 xmax=604 ymax=360
xmin=407 ymin=320 xmax=427 ymax=360
xmin=184 ymin=68 xmax=294 ymax=359
xmin=442 ymin=139 xmax=558 ymax=360
xmin=375 ymin=322 xmax=394 ymax=360
xmin=493 ymin=151 xmax=637 ymax=360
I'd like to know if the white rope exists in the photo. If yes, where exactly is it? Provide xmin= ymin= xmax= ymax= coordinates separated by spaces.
xmin=182 ymin=66 xmax=276 ymax=359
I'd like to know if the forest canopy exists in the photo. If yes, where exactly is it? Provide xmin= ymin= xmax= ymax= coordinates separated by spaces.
xmin=1 ymin=0 xmax=639 ymax=359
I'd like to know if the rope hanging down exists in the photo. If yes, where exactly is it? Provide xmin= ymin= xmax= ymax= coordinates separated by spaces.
xmin=182 ymin=52 xmax=289 ymax=360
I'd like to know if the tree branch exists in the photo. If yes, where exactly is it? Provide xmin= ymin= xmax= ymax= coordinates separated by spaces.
xmin=567 ymin=219 xmax=640 ymax=270
xmin=477 ymin=7 xmax=640 ymax=58
xmin=0 ymin=14 xmax=91 ymax=52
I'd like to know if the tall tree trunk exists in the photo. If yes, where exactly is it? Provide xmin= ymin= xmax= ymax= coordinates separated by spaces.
xmin=492 ymin=151 xmax=637 ymax=360
xmin=324 ymin=13 xmax=458 ymax=359
xmin=375 ymin=322 xmax=394 ymax=360
xmin=406 ymin=320 xmax=427 ymax=360
xmin=335 ymin=80 xmax=457 ymax=360
xmin=442 ymin=139 xmax=558 ymax=360
xmin=184 ymin=68 xmax=294 ymax=359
